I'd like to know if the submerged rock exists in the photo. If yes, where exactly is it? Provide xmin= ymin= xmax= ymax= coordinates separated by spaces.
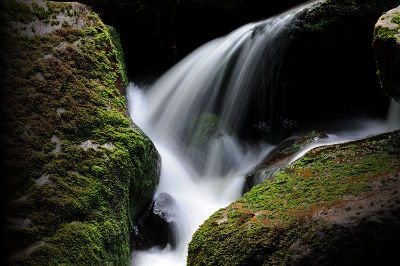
xmin=0 ymin=0 xmax=160 ymax=264
xmin=188 ymin=130 xmax=400 ymax=265
xmin=373 ymin=5 xmax=400 ymax=101
xmin=134 ymin=193 xmax=181 ymax=250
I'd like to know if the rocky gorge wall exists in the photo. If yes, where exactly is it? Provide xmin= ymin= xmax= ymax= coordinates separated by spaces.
xmin=0 ymin=0 xmax=160 ymax=264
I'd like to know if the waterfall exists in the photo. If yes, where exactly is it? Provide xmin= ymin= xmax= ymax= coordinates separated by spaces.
xmin=127 ymin=1 xmax=322 ymax=265
xmin=387 ymin=99 xmax=400 ymax=131
xmin=139 ymin=1 xmax=322 ymax=144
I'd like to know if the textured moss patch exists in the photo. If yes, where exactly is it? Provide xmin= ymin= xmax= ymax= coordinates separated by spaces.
xmin=188 ymin=130 xmax=400 ymax=265
xmin=0 ymin=0 xmax=159 ymax=264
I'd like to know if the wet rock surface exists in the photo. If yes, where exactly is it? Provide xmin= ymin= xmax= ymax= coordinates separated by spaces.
xmin=134 ymin=193 xmax=180 ymax=250
xmin=243 ymin=131 xmax=328 ymax=194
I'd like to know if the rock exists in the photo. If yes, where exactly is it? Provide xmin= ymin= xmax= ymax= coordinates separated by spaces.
xmin=241 ymin=0 xmax=400 ymax=139
xmin=134 ymin=193 xmax=181 ymax=250
xmin=188 ymin=130 xmax=400 ymax=265
xmin=0 ymin=0 xmax=160 ymax=265
xmin=373 ymin=5 xmax=400 ymax=101
xmin=243 ymin=131 xmax=328 ymax=194
xmin=186 ymin=112 xmax=220 ymax=170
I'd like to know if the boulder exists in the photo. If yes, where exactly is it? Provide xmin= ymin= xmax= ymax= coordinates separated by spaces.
xmin=0 ymin=0 xmax=160 ymax=264
xmin=134 ymin=193 xmax=181 ymax=250
xmin=188 ymin=130 xmax=400 ymax=265
xmin=243 ymin=131 xmax=328 ymax=194
xmin=373 ymin=5 xmax=400 ymax=101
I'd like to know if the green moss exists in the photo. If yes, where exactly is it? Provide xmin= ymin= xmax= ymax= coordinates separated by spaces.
xmin=391 ymin=15 xmax=400 ymax=24
xmin=106 ymin=25 xmax=128 ymax=88
xmin=304 ymin=0 xmax=400 ymax=33
xmin=7 ymin=0 xmax=35 ymax=23
xmin=6 ymin=0 xmax=53 ymax=23
xmin=31 ymin=3 xmax=50 ymax=20
xmin=84 ymin=26 xmax=97 ymax=36
xmin=282 ymin=131 xmax=322 ymax=154
xmin=61 ymin=20 xmax=69 ymax=28
xmin=374 ymin=25 xmax=399 ymax=42
xmin=188 ymin=130 xmax=400 ymax=265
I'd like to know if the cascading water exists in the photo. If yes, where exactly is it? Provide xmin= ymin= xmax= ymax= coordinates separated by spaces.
xmin=127 ymin=2 xmax=322 ymax=265
xmin=126 ymin=0 xmax=400 ymax=265
xmin=388 ymin=99 xmax=400 ymax=131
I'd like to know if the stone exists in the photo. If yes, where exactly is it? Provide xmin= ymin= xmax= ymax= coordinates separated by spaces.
xmin=134 ymin=193 xmax=181 ymax=250
xmin=373 ymin=5 xmax=400 ymax=101
xmin=0 ymin=1 xmax=160 ymax=264
xmin=188 ymin=130 xmax=400 ymax=265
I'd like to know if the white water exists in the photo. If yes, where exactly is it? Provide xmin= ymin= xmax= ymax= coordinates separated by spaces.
xmin=129 ymin=84 xmax=272 ymax=266
xmin=126 ymin=0 xmax=400 ymax=264
xmin=287 ymin=100 xmax=400 ymax=165
xmin=388 ymin=99 xmax=400 ymax=131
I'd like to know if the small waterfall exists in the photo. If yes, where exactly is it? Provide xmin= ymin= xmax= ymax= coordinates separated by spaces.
xmin=387 ymin=99 xmax=400 ymax=131
xmin=139 ymin=1 xmax=322 ymax=143
xmin=128 ymin=1 xmax=322 ymax=265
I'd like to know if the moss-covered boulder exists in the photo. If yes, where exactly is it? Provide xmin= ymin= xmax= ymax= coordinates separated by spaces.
xmin=188 ymin=130 xmax=400 ymax=265
xmin=0 ymin=0 xmax=160 ymax=264
xmin=373 ymin=6 xmax=400 ymax=101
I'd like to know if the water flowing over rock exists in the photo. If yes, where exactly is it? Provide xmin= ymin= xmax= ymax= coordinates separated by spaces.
xmin=3 ymin=0 xmax=400 ymax=265
xmin=388 ymin=99 xmax=400 ymax=130
xmin=129 ymin=1 xmax=323 ymax=265
xmin=139 ymin=1 xmax=322 ymax=143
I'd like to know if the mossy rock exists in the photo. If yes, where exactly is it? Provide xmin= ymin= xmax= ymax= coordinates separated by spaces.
xmin=243 ymin=131 xmax=327 ymax=194
xmin=0 ymin=0 xmax=160 ymax=264
xmin=373 ymin=5 xmax=400 ymax=101
xmin=188 ymin=130 xmax=400 ymax=265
